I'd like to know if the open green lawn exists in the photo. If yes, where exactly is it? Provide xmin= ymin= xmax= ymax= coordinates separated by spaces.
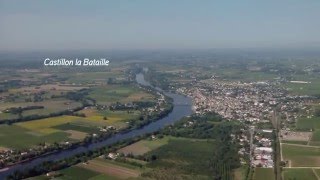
xmin=0 ymin=125 xmax=69 ymax=150
xmin=282 ymin=144 xmax=320 ymax=167
xmin=253 ymin=168 xmax=275 ymax=180
xmin=282 ymin=168 xmax=318 ymax=180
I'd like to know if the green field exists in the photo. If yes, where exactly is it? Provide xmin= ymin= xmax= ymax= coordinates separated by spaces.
xmin=16 ymin=116 xmax=88 ymax=134
xmin=253 ymin=168 xmax=275 ymax=180
xmin=282 ymin=144 xmax=320 ymax=167
xmin=282 ymin=168 xmax=318 ymax=180
xmin=54 ymin=123 xmax=99 ymax=134
xmin=0 ymin=125 xmax=69 ymax=150
xmin=314 ymin=169 xmax=320 ymax=178
xmin=297 ymin=116 xmax=320 ymax=130
xmin=144 ymin=137 xmax=217 ymax=179
xmin=0 ymin=115 xmax=118 ymax=149
xmin=63 ymin=71 xmax=124 ymax=84
xmin=282 ymin=73 xmax=320 ymax=96
xmin=117 ymin=136 xmax=170 ymax=156
xmin=59 ymin=166 xmax=101 ymax=180
xmin=281 ymin=140 xmax=308 ymax=145
xmin=76 ymin=158 xmax=141 ymax=180
xmin=79 ymin=108 xmax=141 ymax=129
xmin=311 ymin=130 xmax=320 ymax=142
xmin=0 ymin=99 xmax=82 ymax=121
xmin=88 ymin=85 xmax=154 ymax=104
xmin=27 ymin=166 xmax=102 ymax=180
xmin=212 ymin=68 xmax=278 ymax=82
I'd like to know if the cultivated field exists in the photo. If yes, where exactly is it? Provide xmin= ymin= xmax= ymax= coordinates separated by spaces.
xmin=0 ymin=99 xmax=82 ymax=121
xmin=145 ymin=137 xmax=217 ymax=178
xmin=297 ymin=116 xmax=320 ymax=130
xmin=0 ymin=125 xmax=69 ymax=150
xmin=282 ymin=144 xmax=320 ymax=167
xmin=78 ymin=158 xmax=141 ymax=179
xmin=282 ymin=168 xmax=319 ymax=180
xmin=79 ymin=108 xmax=141 ymax=130
xmin=117 ymin=136 xmax=170 ymax=156
xmin=253 ymin=168 xmax=275 ymax=180
xmin=88 ymin=85 xmax=155 ymax=105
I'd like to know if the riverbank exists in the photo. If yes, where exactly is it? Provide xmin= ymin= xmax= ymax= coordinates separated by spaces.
xmin=0 ymin=73 xmax=192 ymax=179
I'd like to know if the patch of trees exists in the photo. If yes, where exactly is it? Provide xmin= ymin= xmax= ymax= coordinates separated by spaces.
xmin=65 ymin=89 xmax=89 ymax=101
xmin=133 ymin=101 xmax=157 ymax=108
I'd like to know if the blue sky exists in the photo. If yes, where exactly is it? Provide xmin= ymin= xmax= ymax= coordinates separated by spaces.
xmin=0 ymin=0 xmax=319 ymax=51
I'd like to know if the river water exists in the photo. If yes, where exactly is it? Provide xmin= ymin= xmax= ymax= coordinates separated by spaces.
xmin=0 ymin=73 xmax=193 ymax=178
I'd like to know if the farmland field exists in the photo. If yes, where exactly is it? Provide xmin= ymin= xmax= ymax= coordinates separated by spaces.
xmin=144 ymin=137 xmax=217 ymax=178
xmin=253 ymin=168 xmax=275 ymax=180
xmin=0 ymin=99 xmax=82 ymax=121
xmin=311 ymin=130 xmax=320 ymax=142
xmin=27 ymin=166 xmax=103 ymax=180
xmin=281 ymin=74 xmax=320 ymax=96
xmin=0 ymin=125 xmax=69 ymax=150
xmin=63 ymin=71 xmax=125 ymax=84
xmin=233 ymin=166 xmax=248 ymax=180
xmin=117 ymin=136 xmax=170 ymax=156
xmin=281 ymin=140 xmax=308 ymax=145
xmin=296 ymin=116 xmax=320 ymax=130
xmin=282 ymin=168 xmax=318 ymax=180
xmin=16 ymin=116 xmax=86 ymax=134
xmin=77 ymin=158 xmax=142 ymax=179
xmin=0 ymin=115 xmax=117 ymax=149
xmin=282 ymin=144 xmax=320 ymax=167
xmin=54 ymin=123 xmax=99 ymax=134
xmin=88 ymin=85 xmax=155 ymax=105
xmin=28 ymin=159 xmax=141 ymax=180
xmin=79 ymin=108 xmax=141 ymax=129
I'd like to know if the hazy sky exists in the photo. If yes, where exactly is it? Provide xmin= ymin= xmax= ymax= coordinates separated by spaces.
xmin=0 ymin=0 xmax=320 ymax=51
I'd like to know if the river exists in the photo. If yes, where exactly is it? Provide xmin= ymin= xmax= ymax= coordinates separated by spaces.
xmin=0 ymin=73 xmax=193 ymax=178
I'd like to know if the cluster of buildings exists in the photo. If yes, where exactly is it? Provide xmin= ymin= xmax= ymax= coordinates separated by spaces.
xmin=176 ymin=77 xmax=317 ymax=169
xmin=251 ymin=130 xmax=274 ymax=168
xmin=177 ymin=80 xmax=284 ymax=122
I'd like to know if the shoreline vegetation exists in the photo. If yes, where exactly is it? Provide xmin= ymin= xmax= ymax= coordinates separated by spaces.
xmin=0 ymin=72 xmax=174 ymax=172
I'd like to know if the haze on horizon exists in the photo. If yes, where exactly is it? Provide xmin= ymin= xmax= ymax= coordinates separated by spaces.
xmin=0 ymin=0 xmax=320 ymax=51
